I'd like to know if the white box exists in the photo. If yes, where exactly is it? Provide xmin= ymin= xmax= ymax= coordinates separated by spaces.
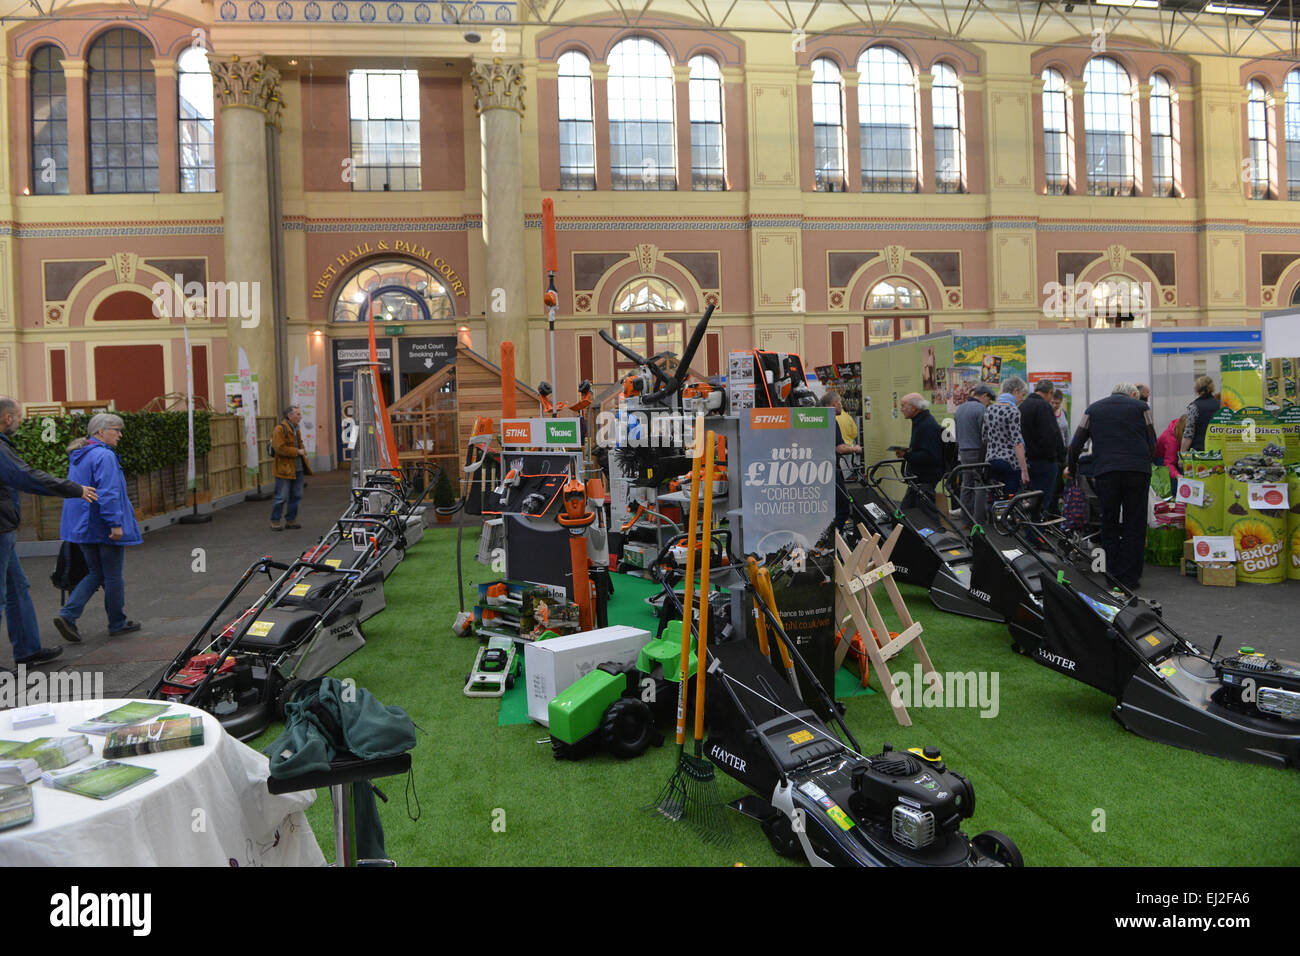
xmin=524 ymin=625 xmax=653 ymax=726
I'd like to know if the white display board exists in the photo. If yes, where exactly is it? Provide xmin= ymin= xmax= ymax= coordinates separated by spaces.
xmin=1263 ymin=309 xmax=1300 ymax=360
xmin=1024 ymin=331 xmax=1088 ymax=436
xmin=1086 ymin=329 xmax=1151 ymax=414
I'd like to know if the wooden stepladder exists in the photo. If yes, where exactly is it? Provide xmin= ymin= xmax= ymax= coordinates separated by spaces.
xmin=832 ymin=523 xmax=937 ymax=727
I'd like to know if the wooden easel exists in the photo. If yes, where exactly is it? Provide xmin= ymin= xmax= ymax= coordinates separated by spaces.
xmin=832 ymin=523 xmax=937 ymax=727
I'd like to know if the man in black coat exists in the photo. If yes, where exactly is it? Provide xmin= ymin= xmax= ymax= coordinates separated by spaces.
xmin=1064 ymin=383 xmax=1157 ymax=589
xmin=896 ymin=393 xmax=944 ymax=510
xmin=0 ymin=398 xmax=97 ymax=667
xmin=1020 ymin=378 xmax=1066 ymax=516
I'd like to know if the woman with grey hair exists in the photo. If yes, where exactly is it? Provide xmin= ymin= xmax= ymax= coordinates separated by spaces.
xmin=53 ymin=413 xmax=142 ymax=642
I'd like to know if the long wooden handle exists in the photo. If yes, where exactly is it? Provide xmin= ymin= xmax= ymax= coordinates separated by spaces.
xmin=747 ymin=555 xmax=771 ymax=661
xmin=693 ymin=431 xmax=717 ymax=744
xmin=674 ymin=446 xmax=704 ymax=747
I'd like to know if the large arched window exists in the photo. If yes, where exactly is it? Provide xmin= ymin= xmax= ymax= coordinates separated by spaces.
xmin=866 ymin=278 xmax=928 ymax=345
xmin=614 ymin=276 xmax=685 ymax=312
xmin=1149 ymin=73 xmax=1175 ymax=197
xmin=607 ymin=37 xmax=675 ymax=190
xmin=330 ymin=260 xmax=455 ymax=324
xmin=30 ymin=45 xmax=68 ymax=196
xmin=1042 ymin=68 xmax=1069 ymax=195
xmin=689 ymin=54 xmax=725 ymax=190
xmin=1247 ymin=80 xmax=1272 ymax=200
xmin=177 ymin=47 xmax=215 ymax=193
xmin=1083 ymin=57 xmax=1134 ymax=196
xmin=931 ymin=62 xmax=962 ymax=193
xmin=88 ymin=28 xmax=159 ymax=193
xmin=859 ymin=47 xmax=918 ymax=192
xmin=611 ymin=276 xmax=685 ymax=370
xmin=558 ymin=51 xmax=595 ymax=190
xmin=811 ymin=58 xmax=845 ymax=191
xmin=1090 ymin=275 xmax=1146 ymax=328
xmin=1286 ymin=70 xmax=1300 ymax=199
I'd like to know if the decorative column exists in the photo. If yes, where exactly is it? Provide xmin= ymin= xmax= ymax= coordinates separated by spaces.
xmin=591 ymin=63 xmax=611 ymax=190
xmin=1069 ymin=79 xmax=1087 ymax=196
xmin=470 ymin=57 xmax=529 ymax=376
xmin=917 ymin=70 xmax=935 ymax=194
xmin=210 ymin=54 xmax=280 ymax=411
xmin=1269 ymin=89 xmax=1288 ymax=200
xmin=61 ymin=60 xmax=88 ymax=194
xmin=1135 ymin=82 xmax=1152 ymax=197
xmin=842 ymin=70 xmax=861 ymax=192
xmin=153 ymin=58 xmax=179 ymax=194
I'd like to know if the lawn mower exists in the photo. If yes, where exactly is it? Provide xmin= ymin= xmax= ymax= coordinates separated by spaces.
xmin=979 ymin=488 xmax=1300 ymax=769
xmin=148 ymin=544 xmax=388 ymax=740
xmin=842 ymin=459 xmax=1001 ymax=623
xmin=463 ymin=636 xmax=519 ymax=698
xmin=700 ymin=554 xmax=1022 ymax=866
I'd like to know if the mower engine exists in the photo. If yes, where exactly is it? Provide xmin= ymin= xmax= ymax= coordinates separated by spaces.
xmin=1215 ymin=649 xmax=1300 ymax=720
xmin=849 ymin=744 xmax=976 ymax=850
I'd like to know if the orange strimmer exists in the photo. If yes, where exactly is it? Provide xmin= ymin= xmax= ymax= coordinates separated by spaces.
xmin=557 ymin=474 xmax=596 ymax=631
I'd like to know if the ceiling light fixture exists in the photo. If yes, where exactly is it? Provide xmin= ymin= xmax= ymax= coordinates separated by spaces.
xmin=1097 ymin=0 xmax=1159 ymax=8
xmin=1205 ymin=2 xmax=1266 ymax=13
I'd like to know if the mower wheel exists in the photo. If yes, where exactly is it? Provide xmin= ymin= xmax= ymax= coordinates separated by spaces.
xmin=599 ymin=698 xmax=657 ymax=759
xmin=972 ymin=830 xmax=1024 ymax=868
xmin=275 ymin=677 xmax=305 ymax=719
xmin=506 ymin=672 xmax=516 ymax=691
xmin=761 ymin=813 xmax=804 ymax=860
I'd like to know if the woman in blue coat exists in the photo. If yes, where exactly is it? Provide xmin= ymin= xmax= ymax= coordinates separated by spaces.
xmin=53 ymin=413 xmax=142 ymax=641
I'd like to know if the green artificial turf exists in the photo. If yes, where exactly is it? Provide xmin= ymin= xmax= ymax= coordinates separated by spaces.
xmin=251 ymin=527 xmax=1300 ymax=866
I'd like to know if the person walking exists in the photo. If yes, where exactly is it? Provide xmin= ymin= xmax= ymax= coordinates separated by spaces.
xmin=981 ymin=377 xmax=1030 ymax=498
xmin=53 ymin=414 xmax=142 ymax=641
xmin=1179 ymin=375 xmax=1220 ymax=454
xmin=953 ymin=384 xmax=995 ymax=522
xmin=1020 ymin=378 xmax=1066 ymax=515
xmin=0 ymin=397 xmax=97 ymax=666
xmin=1051 ymin=389 xmax=1069 ymax=445
xmin=271 ymin=405 xmax=313 ymax=531
xmin=1064 ymin=383 xmax=1157 ymax=590
xmin=896 ymin=393 xmax=943 ymax=509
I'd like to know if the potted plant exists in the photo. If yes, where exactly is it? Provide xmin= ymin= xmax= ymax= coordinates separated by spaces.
xmin=433 ymin=469 xmax=456 ymax=524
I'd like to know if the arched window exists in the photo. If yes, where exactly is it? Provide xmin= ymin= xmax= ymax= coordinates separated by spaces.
xmin=811 ymin=58 xmax=845 ymax=191
xmin=178 ymin=47 xmax=215 ymax=193
xmin=1042 ymin=68 xmax=1069 ymax=195
xmin=614 ymin=276 xmax=685 ymax=312
xmin=1083 ymin=57 xmax=1134 ymax=196
xmin=1090 ymin=275 xmax=1146 ymax=328
xmin=1149 ymin=73 xmax=1174 ymax=197
xmin=931 ymin=62 xmax=962 ymax=193
xmin=1247 ymin=80 xmax=1272 ymax=200
xmin=330 ymin=260 xmax=454 ymax=323
xmin=866 ymin=278 xmax=928 ymax=345
xmin=859 ymin=47 xmax=917 ymax=192
xmin=30 ymin=45 xmax=68 ymax=195
xmin=348 ymin=70 xmax=421 ymax=191
xmin=607 ymin=37 xmax=675 ymax=190
xmin=1291 ymin=282 xmax=1300 ymax=306
xmin=1286 ymin=70 xmax=1300 ymax=199
xmin=689 ymin=54 xmax=725 ymax=190
xmin=558 ymin=51 xmax=595 ymax=190
xmin=88 ymin=29 xmax=159 ymax=193
xmin=868 ymin=278 xmax=926 ymax=310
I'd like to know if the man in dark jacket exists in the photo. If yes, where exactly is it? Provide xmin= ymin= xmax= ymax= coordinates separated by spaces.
xmin=896 ymin=393 xmax=944 ymax=509
xmin=1020 ymin=378 xmax=1066 ymax=516
xmin=0 ymin=398 xmax=97 ymax=666
xmin=1064 ymin=384 xmax=1157 ymax=589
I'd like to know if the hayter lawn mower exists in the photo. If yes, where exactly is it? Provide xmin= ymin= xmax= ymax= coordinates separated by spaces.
xmin=842 ymin=459 xmax=1001 ymax=623
xmin=978 ymin=488 xmax=1300 ymax=769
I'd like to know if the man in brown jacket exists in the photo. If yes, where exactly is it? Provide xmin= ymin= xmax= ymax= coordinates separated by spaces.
xmin=270 ymin=405 xmax=313 ymax=531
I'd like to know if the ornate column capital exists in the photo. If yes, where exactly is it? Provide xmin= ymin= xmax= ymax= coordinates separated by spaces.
xmin=470 ymin=57 xmax=526 ymax=116
xmin=209 ymin=53 xmax=281 ymax=114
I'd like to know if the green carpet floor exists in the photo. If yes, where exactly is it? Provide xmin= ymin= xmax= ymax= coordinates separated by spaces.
xmin=250 ymin=526 xmax=1300 ymax=866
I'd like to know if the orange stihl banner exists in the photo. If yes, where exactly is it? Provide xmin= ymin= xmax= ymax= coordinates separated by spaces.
xmin=749 ymin=409 xmax=791 ymax=429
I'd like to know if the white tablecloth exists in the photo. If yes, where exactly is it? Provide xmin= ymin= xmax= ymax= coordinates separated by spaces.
xmin=0 ymin=698 xmax=325 ymax=867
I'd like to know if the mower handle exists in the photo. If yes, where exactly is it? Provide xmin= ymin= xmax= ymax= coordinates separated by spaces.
xmin=866 ymin=457 xmax=906 ymax=484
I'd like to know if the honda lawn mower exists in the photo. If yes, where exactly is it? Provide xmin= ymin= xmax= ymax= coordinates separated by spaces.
xmin=149 ymin=538 xmax=395 ymax=740
xmin=699 ymin=558 xmax=1022 ymax=866
xmin=981 ymin=489 xmax=1300 ymax=769
xmin=841 ymin=459 xmax=1001 ymax=623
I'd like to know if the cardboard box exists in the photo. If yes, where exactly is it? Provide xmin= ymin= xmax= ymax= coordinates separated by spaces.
xmin=1197 ymin=562 xmax=1237 ymax=587
xmin=620 ymin=542 xmax=657 ymax=569
xmin=1183 ymin=539 xmax=1198 ymax=577
xmin=524 ymin=625 xmax=653 ymax=726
